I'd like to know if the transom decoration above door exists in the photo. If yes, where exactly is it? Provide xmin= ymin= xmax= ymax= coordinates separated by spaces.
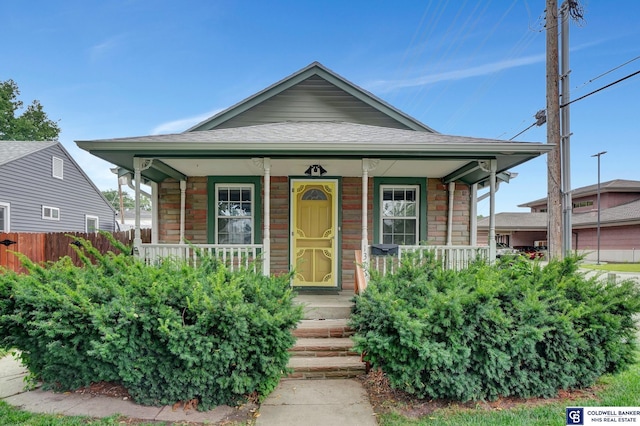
xmin=291 ymin=180 xmax=338 ymax=287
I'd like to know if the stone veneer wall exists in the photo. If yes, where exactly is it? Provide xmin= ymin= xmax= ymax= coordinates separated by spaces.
xmin=426 ymin=179 xmax=470 ymax=245
xmin=157 ymin=177 xmax=207 ymax=244
xmin=157 ymin=176 xmax=470 ymax=289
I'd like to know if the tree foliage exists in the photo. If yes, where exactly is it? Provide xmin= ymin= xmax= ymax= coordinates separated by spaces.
xmin=0 ymin=79 xmax=60 ymax=141
xmin=101 ymin=189 xmax=150 ymax=212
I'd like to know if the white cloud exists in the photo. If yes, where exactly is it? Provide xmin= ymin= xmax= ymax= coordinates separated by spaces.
xmin=369 ymin=53 xmax=545 ymax=92
xmin=151 ymin=109 xmax=223 ymax=134
xmin=89 ymin=35 xmax=126 ymax=61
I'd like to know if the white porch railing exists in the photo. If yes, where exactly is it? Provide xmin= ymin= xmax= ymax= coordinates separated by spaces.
xmin=139 ymin=244 xmax=263 ymax=273
xmin=368 ymin=245 xmax=490 ymax=277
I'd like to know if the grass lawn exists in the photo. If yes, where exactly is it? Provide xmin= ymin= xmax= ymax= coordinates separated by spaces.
xmin=581 ymin=263 xmax=640 ymax=273
xmin=377 ymin=355 xmax=640 ymax=426
xmin=0 ymin=404 xmax=159 ymax=426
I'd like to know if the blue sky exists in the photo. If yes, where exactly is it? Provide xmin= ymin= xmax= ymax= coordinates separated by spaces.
xmin=2 ymin=0 xmax=639 ymax=215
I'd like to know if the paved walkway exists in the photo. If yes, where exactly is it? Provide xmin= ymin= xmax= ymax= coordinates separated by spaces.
xmin=0 ymin=355 xmax=377 ymax=425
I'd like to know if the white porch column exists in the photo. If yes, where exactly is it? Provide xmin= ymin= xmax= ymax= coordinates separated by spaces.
xmin=179 ymin=179 xmax=187 ymax=243
xmin=447 ymin=181 xmax=455 ymax=245
xmin=150 ymin=182 xmax=159 ymax=244
xmin=361 ymin=159 xmax=370 ymax=269
xmin=262 ymin=158 xmax=271 ymax=276
xmin=360 ymin=159 xmax=379 ymax=270
xmin=133 ymin=158 xmax=142 ymax=252
xmin=470 ymin=183 xmax=478 ymax=246
xmin=132 ymin=158 xmax=152 ymax=255
xmin=489 ymin=159 xmax=497 ymax=261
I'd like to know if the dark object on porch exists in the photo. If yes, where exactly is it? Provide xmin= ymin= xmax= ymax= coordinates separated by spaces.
xmin=371 ymin=244 xmax=399 ymax=256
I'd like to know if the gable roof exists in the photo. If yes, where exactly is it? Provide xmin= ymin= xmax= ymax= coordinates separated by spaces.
xmin=77 ymin=62 xmax=552 ymax=185
xmin=519 ymin=179 xmax=640 ymax=207
xmin=186 ymin=62 xmax=436 ymax=133
xmin=0 ymin=140 xmax=58 ymax=167
xmin=0 ymin=140 xmax=115 ymax=213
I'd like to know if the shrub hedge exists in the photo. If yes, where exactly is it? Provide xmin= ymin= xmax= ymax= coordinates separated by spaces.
xmin=350 ymin=253 xmax=640 ymax=401
xmin=0 ymin=237 xmax=302 ymax=409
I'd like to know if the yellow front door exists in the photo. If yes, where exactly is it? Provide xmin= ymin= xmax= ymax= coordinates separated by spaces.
xmin=291 ymin=180 xmax=338 ymax=287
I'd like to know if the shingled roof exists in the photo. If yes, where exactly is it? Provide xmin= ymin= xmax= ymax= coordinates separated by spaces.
xmin=0 ymin=140 xmax=58 ymax=166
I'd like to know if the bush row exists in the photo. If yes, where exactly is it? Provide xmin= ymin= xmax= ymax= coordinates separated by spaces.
xmin=350 ymin=253 xmax=640 ymax=401
xmin=0 ymin=237 xmax=302 ymax=410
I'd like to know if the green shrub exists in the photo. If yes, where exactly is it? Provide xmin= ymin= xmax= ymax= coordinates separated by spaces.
xmin=0 ymin=237 xmax=302 ymax=409
xmin=350 ymin=254 xmax=640 ymax=402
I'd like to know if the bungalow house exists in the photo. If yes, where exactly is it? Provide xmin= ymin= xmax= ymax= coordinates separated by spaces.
xmin=77 ymin=62 xmax=552 ymax=291
xmin=0 ymin=140 xmax=115 ymax=233
xmin=478 ymin=179 xmax=640 ymax=262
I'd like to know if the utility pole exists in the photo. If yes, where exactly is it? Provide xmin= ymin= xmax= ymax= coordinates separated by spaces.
xmin=560 ymin=0 xmax=572 ymax=257
xmin=546 ymin=0 xmax=562 ymax=259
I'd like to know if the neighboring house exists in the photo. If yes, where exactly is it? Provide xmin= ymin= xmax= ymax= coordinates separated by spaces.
xmin=117 ymin=209 xmax=153 ymax=231
xmin=77 ymin=62 xmax=551 ymax=290
xmin=0 ymin=140 xmax=115 ymax=233
xmin=477 ymin=179 xmax=640 ymax=262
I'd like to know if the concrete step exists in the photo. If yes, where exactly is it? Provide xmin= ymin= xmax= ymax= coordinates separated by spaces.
xmin=294 ymin=291 xmax=354 ymax=320
xmin=287 ymin=356 xmax=366 ymax=379
xmin=292 ymin=319 xmax=354 ymax=339
xmin=290 ymin=337 xmax=358 ymax=357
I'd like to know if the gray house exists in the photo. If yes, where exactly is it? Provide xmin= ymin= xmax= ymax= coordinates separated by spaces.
xmin=0 ymin=140 xmax=115 ymax=233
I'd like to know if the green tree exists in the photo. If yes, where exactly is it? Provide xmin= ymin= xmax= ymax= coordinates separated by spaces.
xmin=0 ymin=79 xmax=60 ymax=141
xmin=101 ymin=189 xmax=150 ymax=212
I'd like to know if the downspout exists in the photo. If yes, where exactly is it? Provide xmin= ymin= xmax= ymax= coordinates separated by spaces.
xmin=447 ymin=182 xmax=455 ymax=245
xmin=361 ymin=159 xmax=370 ymax=270
xmin=180 ymin=180 xmax=186 ymax=243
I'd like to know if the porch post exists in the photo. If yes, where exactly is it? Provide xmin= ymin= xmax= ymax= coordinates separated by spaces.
xmin=489 ymin=159 xmax=497 ymax=261
xmin=179 ymin=180 xmax=186 ymax=243
xmin=132 ymin=158 xmax=152 ymax=256
xmin=470 ymin=183 xmax=478 ymax=246
xmin=447 ymin=182 xmax=455 ymax=245
xmin=361 ymin=159 xmax=370 ymax=270
xmin=262 ymin=158 xmax=271 ymax=276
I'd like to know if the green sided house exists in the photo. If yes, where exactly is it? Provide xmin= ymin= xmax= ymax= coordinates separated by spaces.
xmin=77 ymin=62 xmax=551 ymax=291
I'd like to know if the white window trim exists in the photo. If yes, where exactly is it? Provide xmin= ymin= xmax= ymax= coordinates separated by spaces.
xmin=214 ymin=183 xmax=255 ymax=244
xmin=379 ymin=184 xmax=420 ymax=245
xmin=85 ymin=215 xmax=99 ymax=233
xmin=52 ymin=156 xmax=64 ymax=179
xmin=42 ymin=205 xmax=60 ymax=221
xmin=0 ymin=202 xmax=10 ymax=232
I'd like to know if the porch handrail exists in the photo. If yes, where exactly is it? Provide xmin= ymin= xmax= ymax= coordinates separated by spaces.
xmin=368 ymin=244 xmax=490 ymax=277
xmin=139 ymin=243 xmax=264 ymax=273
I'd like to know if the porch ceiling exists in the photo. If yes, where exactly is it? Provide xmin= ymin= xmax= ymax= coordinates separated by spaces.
xmin=161 ymin=158 xmax=470 ymax=178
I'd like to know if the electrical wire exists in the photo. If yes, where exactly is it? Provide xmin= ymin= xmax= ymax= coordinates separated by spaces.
xmin=561 ymin=69 xmax=640 ymax=107
xmin=574 ymin=55 xmax=640 ymax=91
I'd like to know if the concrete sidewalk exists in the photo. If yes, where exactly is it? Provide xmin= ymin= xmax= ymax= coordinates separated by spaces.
xmin=1 ymin=355 xmax=378 ymax=425
xmin=256 ymin=379 xmax=377 ymax=426
xmin=0 ymin=354 xmax=243 ymax=423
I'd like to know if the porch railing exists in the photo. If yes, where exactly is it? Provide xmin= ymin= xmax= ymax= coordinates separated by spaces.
xmin=367 ymin=245 xmax=490 ymax=277
xmin=139 ymin=243 xmax=263 ymax=273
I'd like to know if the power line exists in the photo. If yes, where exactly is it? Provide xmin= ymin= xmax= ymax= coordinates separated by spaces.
xmin=574 ymin=55 xmax=640 ymax=91
xmin=505 ymin=68 xmax=640 ymax=140
xmin=561 ymin=69 xmax=640 ymax=108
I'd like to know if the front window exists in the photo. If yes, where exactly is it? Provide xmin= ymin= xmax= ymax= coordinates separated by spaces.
xmin=380 ymin=186 xmax=418 ymax=245
xmin=0 ymin=202 xmax=9 ymax=232
xmin=215 ymin=184 xmax=253 ymax=244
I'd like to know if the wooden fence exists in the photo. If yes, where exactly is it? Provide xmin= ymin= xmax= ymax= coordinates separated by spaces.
xmin=0 ymin=229 xmax=152 ymax=273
